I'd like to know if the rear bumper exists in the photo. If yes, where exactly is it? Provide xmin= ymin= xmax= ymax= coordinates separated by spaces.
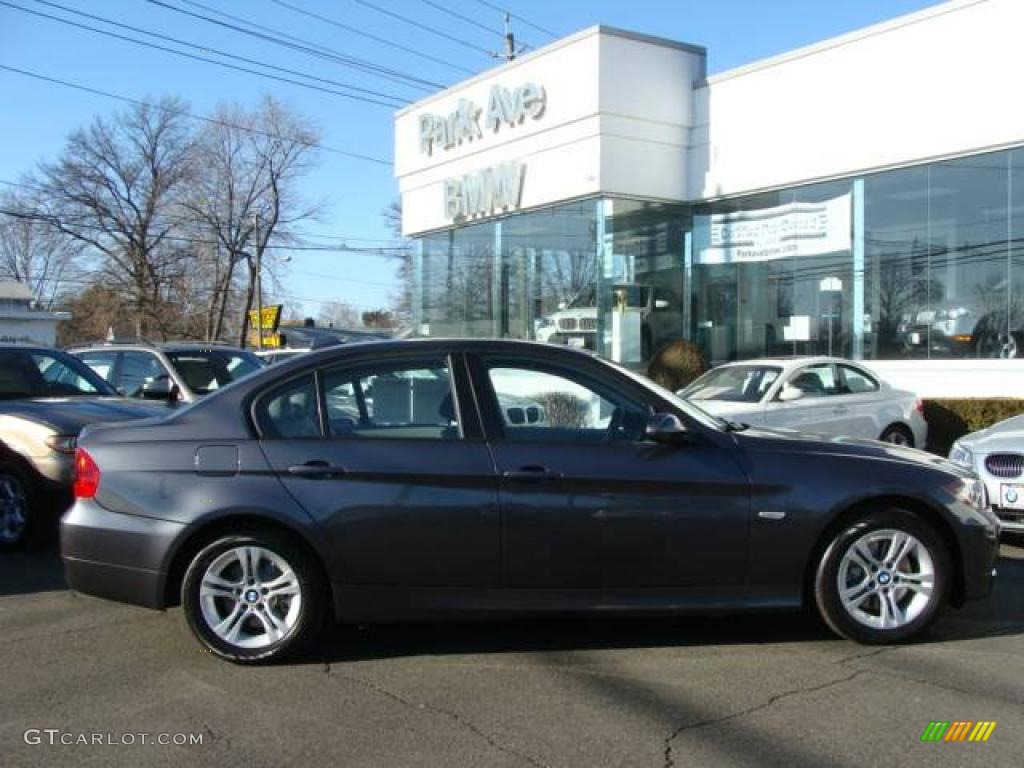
xmin=60 ymin=499 xmax=185 ymax=609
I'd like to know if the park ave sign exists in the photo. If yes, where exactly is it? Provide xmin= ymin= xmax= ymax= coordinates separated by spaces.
xmin=418 ymin=82 xmax=546 ymax=156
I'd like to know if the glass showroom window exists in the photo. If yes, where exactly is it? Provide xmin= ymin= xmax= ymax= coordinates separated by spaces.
xmin=691 ymin=180 xmax=854 ymax=365
xmin=862 ymin=147 xmax=1021 ymax=360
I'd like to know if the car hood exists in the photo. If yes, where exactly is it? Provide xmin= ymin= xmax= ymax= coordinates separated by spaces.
xmin=733 ymin=424 xmax=971 ymax=476
xmin=0 ymin=397 xmax=170 ymax=435
xmin=958 ymin=414 xmax=1024 ymax=454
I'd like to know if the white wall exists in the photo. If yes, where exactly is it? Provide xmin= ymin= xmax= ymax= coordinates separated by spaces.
xmin=691 ymin=0 xmax=1024 ymax=200
xmin=864 ymin=359 xmax=1024 ymax=400
xmin=394 ymin=27 xmax=704 ymax=236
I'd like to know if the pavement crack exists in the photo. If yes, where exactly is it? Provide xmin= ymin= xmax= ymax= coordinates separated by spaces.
xmin=327 ymin=669 xmax=550 ymax=768
xmin=662 ymin=669 xmax=864 ymax=768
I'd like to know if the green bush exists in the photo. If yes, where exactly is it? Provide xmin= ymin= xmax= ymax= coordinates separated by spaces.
xmin=539 ymin=392 xmax=589 ymax=429
xmin=648 ymin=340 xmax=709 ymax=392
xmin=924 ymin=399 xmax=1024 ymax=455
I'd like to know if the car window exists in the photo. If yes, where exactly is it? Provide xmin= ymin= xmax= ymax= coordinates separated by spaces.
xmin=322 ymin=359 xmax=457 ymax=440
xmin=0 ymin=349 xmax=113 ymax=399
xmin=485 ymin=363 xmax=647 ymax=443
xmin=77 ymin=351 xmax=118 ymax=383
xmin=839 ymin=365 xmax=879 ymax=394
xmin=165 ymin=350 xmax=262 ymax=394
xmin=256 ymin=374 xmax=321 ymax=439
xmin=33 ymin=352 xmax=109 ymax=396
xmin=119 ymin=352 xmax=168 ymax=397
xmin=786 ymin=364 xmax=838 ymax=398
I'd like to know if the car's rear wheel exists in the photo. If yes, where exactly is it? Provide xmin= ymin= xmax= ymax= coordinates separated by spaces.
xmin=880 ymin=424 xmax=914 ymax=448
xmin=182 ymin=531 xmax=324 ymax=663
xmin=814 ymin=509 xmax=949 ymax=644
xmin=0 ymin=465 xmax=32 ymax=550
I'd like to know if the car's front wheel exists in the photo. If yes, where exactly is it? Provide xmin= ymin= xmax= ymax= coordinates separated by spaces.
xmin=814 ymin=509 xmax=950 ymax=644
xmin=182 ymin=531 xmax=325 ymax=663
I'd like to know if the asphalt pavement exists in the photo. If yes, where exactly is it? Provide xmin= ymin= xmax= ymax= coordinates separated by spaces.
xmin=1 ymin=543 xmax=1022 ymax=768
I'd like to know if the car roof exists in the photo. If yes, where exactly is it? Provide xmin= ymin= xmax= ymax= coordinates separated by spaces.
xmin=67 ymin=342 xmax=251 ymax=353
xmin=712 ymin=356 xmax=864 ymax=370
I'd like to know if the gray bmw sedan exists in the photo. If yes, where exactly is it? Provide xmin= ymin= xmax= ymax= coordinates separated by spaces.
xmin=61 ymin=339 xmax=1000 ymax=663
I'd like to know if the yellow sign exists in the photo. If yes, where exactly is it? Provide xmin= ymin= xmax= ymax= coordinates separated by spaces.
xmin=248 ymin=305 xmax=282 ymax=331
xmin=248 ymin=331 xmax=283 ymax=349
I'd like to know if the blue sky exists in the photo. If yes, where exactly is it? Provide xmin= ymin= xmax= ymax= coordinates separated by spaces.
xmin=0 ymin=0 xmax=943 ymax=321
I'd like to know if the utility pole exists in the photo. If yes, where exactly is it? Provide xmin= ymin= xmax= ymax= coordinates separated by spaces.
xmin=492 ymin=13 xmax=521 ymax=62
xmin=254 ymin=212 xmax=263 ymax=350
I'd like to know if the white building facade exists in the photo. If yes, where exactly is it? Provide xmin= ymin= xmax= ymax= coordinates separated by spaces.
xmin=395 ymin=0 xmax=1024 ymax=397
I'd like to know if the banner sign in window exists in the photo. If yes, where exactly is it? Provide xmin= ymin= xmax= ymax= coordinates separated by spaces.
xmin=696 ymin=193 xmax=851 ymax=264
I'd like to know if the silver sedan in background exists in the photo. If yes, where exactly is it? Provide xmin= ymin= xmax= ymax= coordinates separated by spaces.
xmin=679 ymin=356 xmax=928 ymax=447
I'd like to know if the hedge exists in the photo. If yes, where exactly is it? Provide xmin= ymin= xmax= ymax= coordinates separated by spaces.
xmin=923 ymin=399 xmax=1024 ymax=456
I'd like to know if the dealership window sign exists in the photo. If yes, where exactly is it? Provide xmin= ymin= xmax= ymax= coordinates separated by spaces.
xmin=419 ymin=82 xmax=546 ymax=156
xmin=697 ymin=194 xmax=852 ymax=264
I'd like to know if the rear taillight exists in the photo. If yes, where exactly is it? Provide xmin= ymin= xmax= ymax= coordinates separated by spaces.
xmin=73 ymin=448 xmax=100 ymax=499
xmin=914 ymin=399 xmax=925 ymax=414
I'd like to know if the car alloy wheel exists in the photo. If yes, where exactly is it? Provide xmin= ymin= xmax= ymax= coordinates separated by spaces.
xmin=0 ymin=471 xmax=29 ymax=548
xmin=182 ymin=532 xmax=323 ymax=663
xmin=837 ymin=529 xmax=934 ymax=630
xmin=814 ymin=508 xmax=948 ymax=644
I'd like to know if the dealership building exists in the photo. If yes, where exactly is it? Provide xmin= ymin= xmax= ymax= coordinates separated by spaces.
xmin=395 ymin=0 xmax=1024 ymax=397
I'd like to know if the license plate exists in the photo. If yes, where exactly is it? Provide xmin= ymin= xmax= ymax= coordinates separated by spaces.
xmin=567 ymin=337 xmax=586 ymax=348
xmin=1000 ymin=484 xmax=1024 ymax=510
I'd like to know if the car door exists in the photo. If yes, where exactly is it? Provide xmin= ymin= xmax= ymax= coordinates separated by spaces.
xmin=835 ymin=364 xmax=884 ymax=439
xmin=256 ymin=352 xmax=501 ymax=587
xmin=766 ymin=363 xmax=852 ymax=437
xmin=470 ymin=353 xmax=750 ymax=589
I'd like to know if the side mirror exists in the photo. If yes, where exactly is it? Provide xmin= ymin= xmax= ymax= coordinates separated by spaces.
xmin=645 ymin=412 xmax=689 ymax=443
xmin=654 ymin=299 xmax=671 ymax=310
xmin=778 ymin=385 xmax=804 ymax=403
xmin=142 ymin=376 xmax=180 ymax=403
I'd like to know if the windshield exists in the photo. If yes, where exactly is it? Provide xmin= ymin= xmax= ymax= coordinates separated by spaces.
xmin=166 ymin=349 xmax=263 ymax=395
xmin=0 ymin=348 xmax=117 ymax=399
xmin=682 ymin=365 xmax=782 ymax=403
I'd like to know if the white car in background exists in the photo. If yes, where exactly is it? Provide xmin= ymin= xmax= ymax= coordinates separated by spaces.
xmin=679 ymin=357 xmax=928 ymax=447
xmin=950 ymin=415 xmax=1024 ymax=537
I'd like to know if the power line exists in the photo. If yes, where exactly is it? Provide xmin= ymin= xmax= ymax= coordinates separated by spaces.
xmin=260 ymin=0 xmax=477 ymax=79
xmin=146 ymin=0 xmax=442 ymax=92
xmin=469 ymin=0 xmax=560 ymax=40
xmin=416 ymin=0 xmax=516 ymax=43
xmin=351 ymin=0 xmax=495 ymax=56
xmin=0 ymin=0 xmax=406 ymax=108
xmin=0 ymin=64 xmax=393 ymax=166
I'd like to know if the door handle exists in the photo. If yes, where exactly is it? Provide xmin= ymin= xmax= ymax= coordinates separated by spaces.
xmin=502 ymin=465 xmax=562 ymax=482
xmin=832 ymin=407 xmax=849 ymax=414
xmin=287 ymin=461 xmax=346 ymax=478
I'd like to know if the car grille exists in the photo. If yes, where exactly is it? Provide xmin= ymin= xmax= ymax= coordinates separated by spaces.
xmin=558 ymin=318 xmax=577 ymax=331
xmin=994 ymin=508 xmax=1024 ymax=525
xmin=579 ymin=318 xmax=597 ymax=331
xmin=985 ymin=453 xmax=1024 ymax=478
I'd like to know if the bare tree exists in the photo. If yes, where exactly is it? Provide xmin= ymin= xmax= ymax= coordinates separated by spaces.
xmin=317 ymin=300 xmax=361 ymax=329
xmin=0 ymin=192 xmax=80 ymax=308
xmin=33 ymin=98 xmax=196 ymax=337
xmin=382 ymin=200 xmax=413 ymax=327
xmin=180 ymin=96 xmax=321 ymax=345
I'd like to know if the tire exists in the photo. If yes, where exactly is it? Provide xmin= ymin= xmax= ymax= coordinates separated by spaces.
xmin=879 ymin=424 xmax=914 ymax=448
xmin=814 ymin=508 xmax=950 ymax=644
xmin=0 ymin=464 xmax=33 ymax=550
xmin=182 ymin=530 xmax=325 ymax=664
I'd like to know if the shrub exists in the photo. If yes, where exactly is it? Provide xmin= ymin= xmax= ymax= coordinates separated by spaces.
xmin=648 ymin=340 xmax=709 ymax=392
xmin=924 ymin=399 xmax=1024 ymax=455
xmin=540 ymin=392 xmax=590 ymax=429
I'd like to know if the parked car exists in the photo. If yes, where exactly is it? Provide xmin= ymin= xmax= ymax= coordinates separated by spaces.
xmin=949 ymin=414 xmax=1024 ymax=538
xmin=62 ymin=339 xmax=998 ymax=663
xmin=254 ymin=349 xmax=309 ymax=365
xmin=0 ymin=344 xmax=165 ymax=548
xmin=535 ymin=283 xmax=676 ymax=359
xmin=678 ymin=357 xmax=927 ymax=448
xmin=68 ymin=341 xmax=264 ymax=404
